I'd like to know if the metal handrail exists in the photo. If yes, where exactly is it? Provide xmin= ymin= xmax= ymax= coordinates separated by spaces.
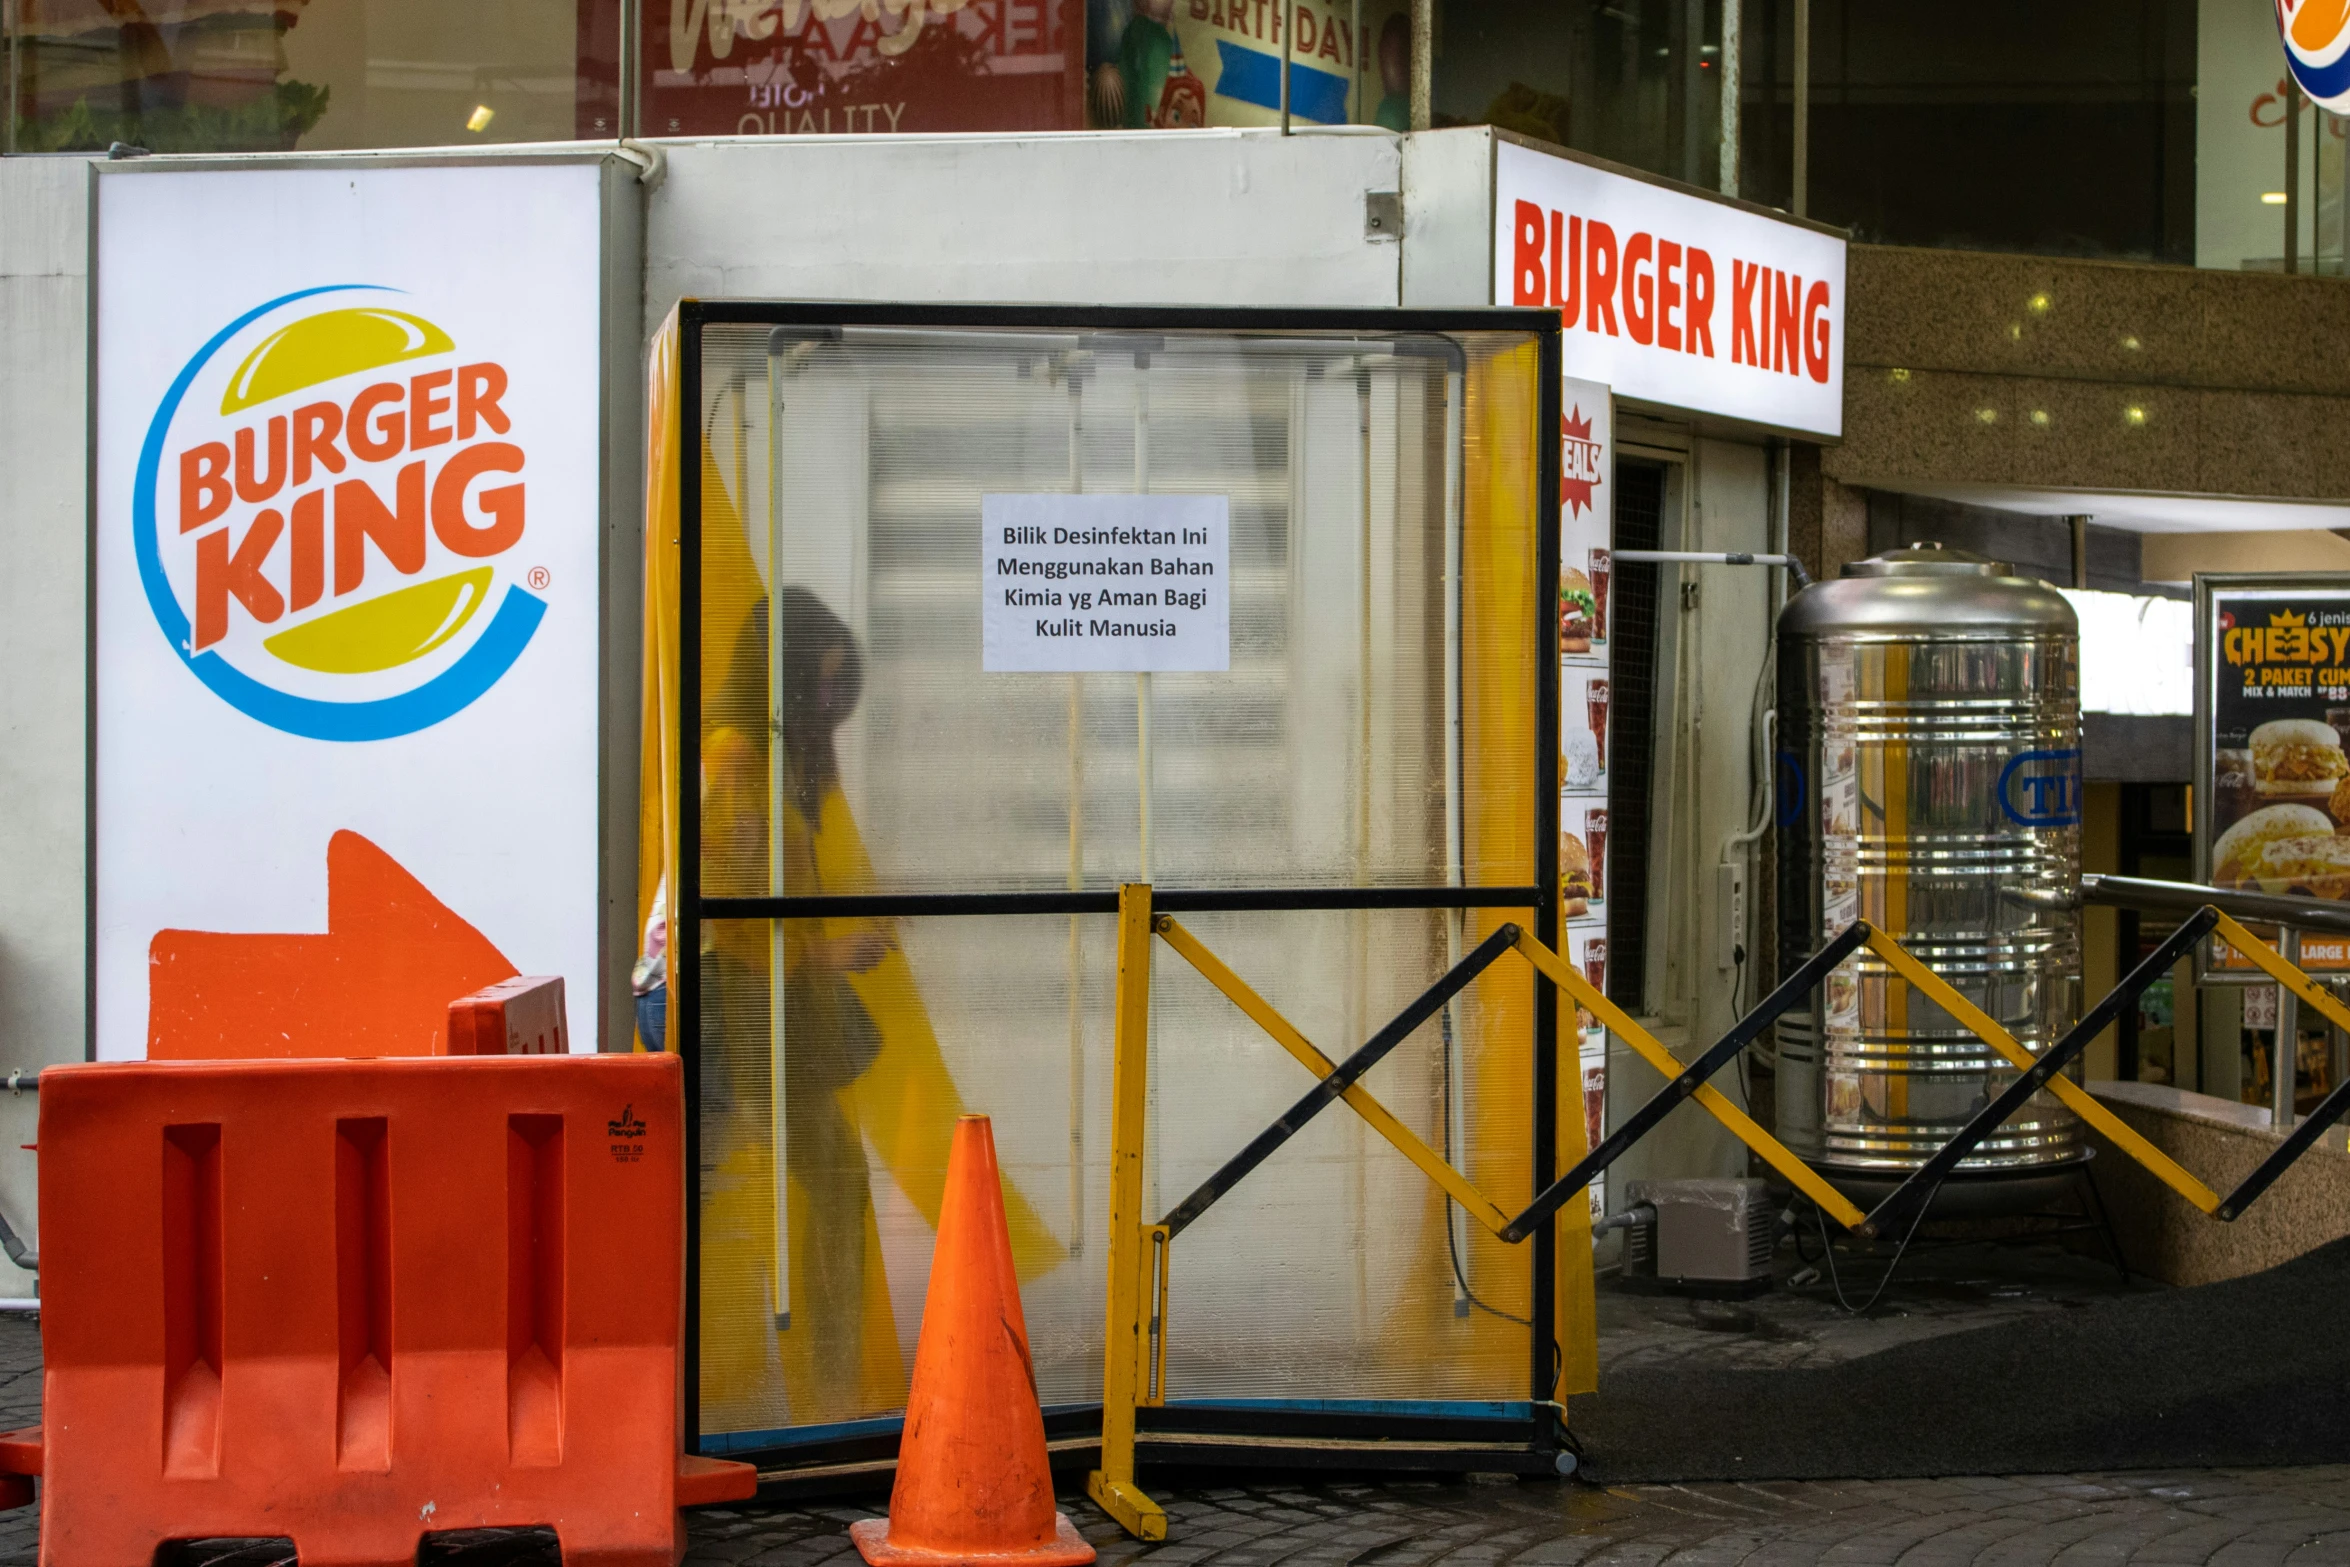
xmin=2083 ymin=873 xmax=2350 ymax=936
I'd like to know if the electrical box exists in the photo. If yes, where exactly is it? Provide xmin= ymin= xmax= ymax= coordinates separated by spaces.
xmin=1621 ymin=1178 xmax=1776 ymax=1296
xmin=1713 ymin=861 xmax=1746 ymax=972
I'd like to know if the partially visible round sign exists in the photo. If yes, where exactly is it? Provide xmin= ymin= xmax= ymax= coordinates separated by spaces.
xmin=2278 ymin=0 xmax=2350 ymax=111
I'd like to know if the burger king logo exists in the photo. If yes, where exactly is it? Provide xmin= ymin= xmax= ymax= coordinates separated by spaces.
xmin=2276 ymin=0 xmax=2350 ymax=110
xmin=135 ymin=283 xmax=547 ymax=741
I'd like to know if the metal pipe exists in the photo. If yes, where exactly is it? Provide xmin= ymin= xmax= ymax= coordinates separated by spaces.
xmin=2081 ymin=873 xmax=2350 ymax=937
xmin=0 ymin=1208 xmax=33 ymax=1274
xmin=1282 ymin=0 xmax=1294 ymax=132
xmin=1352 ymin=0 xmax=1363 ymax=121
xmin=2276 ymin=925 xmax=2301 ymax=1130
xmin=1409 ymin=0 xmax=1432 ymax=131
xmin=2070 ymin=515 xmax=2089 ymax=589
xmin=1440 ymin=358 xmax=1470 ymax=1314
xmin=1067 ymin=372 xmax=1087 ymax=1259
xmin=1719 ymin=0 xmax=1740 ymax=196
xmin=1134 ymin=355 xmax=1152 ymax=882
xmin=1592 ymin=1202 xmax=1656 ymax=1236
xmin=2288 ymin=81 xmax=2303 ymax=276
xmin=764 ymin=352 xmax=792 ymax=1333
xmin=1791 ymin=0 xmax=1810 ymax=217
xmin=1611 ymin=548 xmax=1812 ymax=589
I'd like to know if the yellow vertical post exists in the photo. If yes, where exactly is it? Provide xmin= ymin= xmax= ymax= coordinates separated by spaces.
xmin=1088 ymin=884 xmax=1167 ymax=1540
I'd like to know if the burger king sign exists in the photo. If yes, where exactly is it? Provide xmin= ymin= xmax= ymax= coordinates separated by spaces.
xmin=144 ymin=285 xmax=545 ymax=739
xmin=94 ymin=161 xmax=618 ymax=1059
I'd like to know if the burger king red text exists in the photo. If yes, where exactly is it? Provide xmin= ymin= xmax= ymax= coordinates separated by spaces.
xmin=175 ymin=363 xmax=523 ymax=652
xmin=1493 ymin=139 xmax=1846 ymax=439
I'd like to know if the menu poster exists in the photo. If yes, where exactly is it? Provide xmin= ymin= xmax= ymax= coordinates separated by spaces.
xmin=1566 ymin=924 xmax=1610 ymax=1225
xmin=2196 ymin=576 xmax=2350 ymax=977
xmin=1558 ymin=376 xmax=1612 ymax=1222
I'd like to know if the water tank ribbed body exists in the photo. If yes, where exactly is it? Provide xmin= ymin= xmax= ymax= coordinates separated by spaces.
xmin=1774 ymin=546 xmax=2083 ymax=1174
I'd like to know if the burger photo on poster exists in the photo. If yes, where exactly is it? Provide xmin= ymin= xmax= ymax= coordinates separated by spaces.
xmin=1561 ymin=830 xmax=1593 ymax=915
xmin=1560 ymin=567 xmax=1598 ymax=654
xmin=2252 ymin=718 xmax=2350 ymax=799
xmin=2213 ymin=802 xmax=2350 ymax=898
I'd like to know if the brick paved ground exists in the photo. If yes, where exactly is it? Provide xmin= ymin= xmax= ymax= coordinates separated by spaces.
xmin=95 ymin=1469 xmax=2350 ymax=1567
xmin=9 ymin=1242 xmax=2350 ymax=1566
xmin=685 ymin=1469 xmax=2350 ymax=1567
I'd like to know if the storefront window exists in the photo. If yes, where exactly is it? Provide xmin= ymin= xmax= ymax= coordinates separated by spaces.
xmin=2199 ymin=0 xmax=2350 ymax=274
xmin=6 ymin=0 xmax=621 ymax=153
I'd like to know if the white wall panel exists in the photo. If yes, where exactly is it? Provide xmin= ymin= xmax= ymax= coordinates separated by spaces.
xmin=0 ymin=153 xmax=101 ymax=1292
xmin=645 ymin=129 xmax=1402 ymax=322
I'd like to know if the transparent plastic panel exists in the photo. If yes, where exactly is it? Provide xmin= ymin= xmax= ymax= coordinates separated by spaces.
xmin=688 ymin=321 xmax=1548 ymax=1445
xmin=1146 ymin=907 xmax=1536 ymax=1403
xmin=694 ymin=909 xmax=1534 ymax=1442
xmin=694 ymin=325 xmax=1539 ymax=899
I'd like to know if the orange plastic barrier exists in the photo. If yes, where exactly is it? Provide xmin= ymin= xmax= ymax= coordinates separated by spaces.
xmin=446 ymin=976 xmax=570 ymax=1055
xmin=13 ymin=1053 xmax=752 ymax=1566
xmin=851 ymin=1115 xmax=1094 ymax=1567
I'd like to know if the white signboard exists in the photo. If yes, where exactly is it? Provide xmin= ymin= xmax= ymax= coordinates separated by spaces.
xmin=981 ymin=493 xmax=1230 ymax=673
xmin=1494 ymin=139 xmax=1847 ymax=439
xmin=95 ymin=163 xmax=606 ymax=1059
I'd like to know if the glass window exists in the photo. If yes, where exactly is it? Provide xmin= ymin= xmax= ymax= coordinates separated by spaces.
xmin=1433 ymin=1 xmax=2214 ymax=265
xmin=1437 ymin=0 xmax=1728 ymax=191
xmin=641 ymin=0 xmax=1085 ymax=137
xmin=2199 ymin=0 xmax=2349 ymax=274
xmin=6 ymin=0 xmax=620 ymax=153
xmin=1747 ymin=0 xmax=2197 ymax=263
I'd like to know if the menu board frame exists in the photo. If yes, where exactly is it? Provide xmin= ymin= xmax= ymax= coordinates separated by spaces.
xmin=2192 ymin=570 xmax=2350 ymax=984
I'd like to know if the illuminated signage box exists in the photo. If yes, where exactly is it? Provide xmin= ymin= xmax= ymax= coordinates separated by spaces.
xmin=1491 ymin=137 xmax=1848 ymax=440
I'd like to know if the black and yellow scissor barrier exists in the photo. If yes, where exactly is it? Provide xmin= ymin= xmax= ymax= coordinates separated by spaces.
xmin=1085 ymin=883 xmax=1875 ymax=1539
xmin=1086 ymin=881 xmax=2350 ymax=1542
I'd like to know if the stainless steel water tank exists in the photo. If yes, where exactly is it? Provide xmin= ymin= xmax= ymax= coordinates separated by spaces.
xmin=1775 ymin=544 xmax=2082 ymax=1179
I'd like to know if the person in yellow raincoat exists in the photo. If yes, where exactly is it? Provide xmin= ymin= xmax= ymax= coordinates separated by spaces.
xmin=696 ymin=586 xmax=1065 ymax=1435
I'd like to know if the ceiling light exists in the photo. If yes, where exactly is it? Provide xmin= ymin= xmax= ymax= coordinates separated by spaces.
xmin=467 ymin=105 xmax=496 ymax=133
xmin=2262 ymin=191 xmax=2288 ymax=205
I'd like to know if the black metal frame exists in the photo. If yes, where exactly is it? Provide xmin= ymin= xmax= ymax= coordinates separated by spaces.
xmin=674 ymin=301 xmax=1562 ymax=1469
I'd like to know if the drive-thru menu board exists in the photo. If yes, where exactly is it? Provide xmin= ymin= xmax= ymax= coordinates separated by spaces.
xmin=2195 ymin=572 xmax=2350 ymax=977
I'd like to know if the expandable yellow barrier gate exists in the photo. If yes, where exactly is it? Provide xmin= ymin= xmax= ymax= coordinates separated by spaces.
xmin=1087 ymin=884 xmax=1867 ymax=1538
xmin=1087 ymin=885 xmax=2350 ymax=1542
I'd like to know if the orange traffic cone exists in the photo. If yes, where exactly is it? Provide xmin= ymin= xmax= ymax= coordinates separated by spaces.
xmin=851 ymin=1115 xmax=1097 ymax=1567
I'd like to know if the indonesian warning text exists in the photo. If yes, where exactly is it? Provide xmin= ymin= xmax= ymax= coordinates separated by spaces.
xmin=981 ymin=493 xmax=1230 ymax=673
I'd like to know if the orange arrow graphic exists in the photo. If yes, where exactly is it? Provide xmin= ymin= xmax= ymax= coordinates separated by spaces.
xmin=148 ymin=829 xmax=518 ymax=1060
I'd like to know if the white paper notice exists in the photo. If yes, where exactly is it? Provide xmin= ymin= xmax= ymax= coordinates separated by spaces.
xmin=982 ymin=493 xmax=1230 ymax=673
